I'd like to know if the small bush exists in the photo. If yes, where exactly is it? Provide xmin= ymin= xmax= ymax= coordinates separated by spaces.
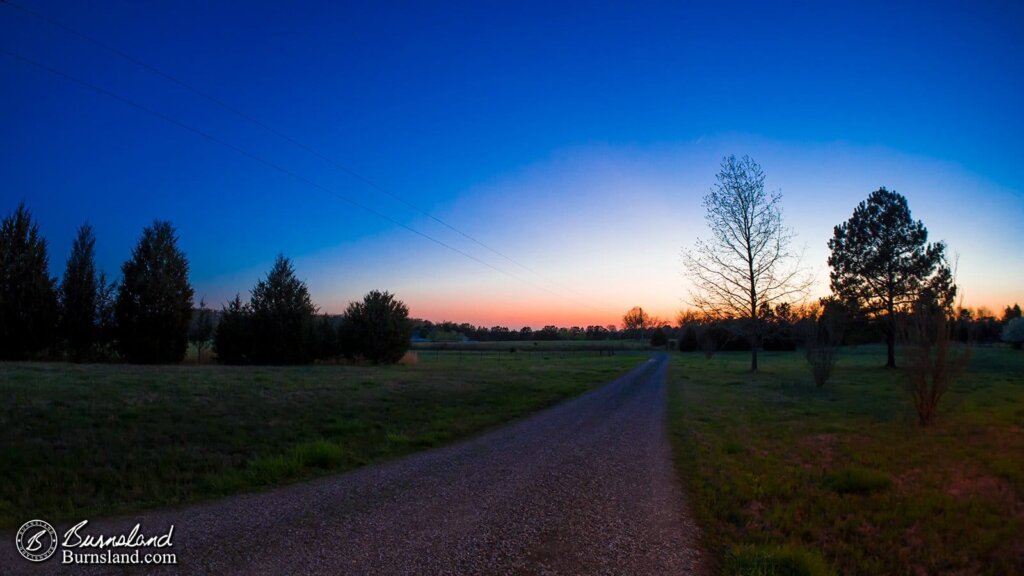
xmin=292 ymin=440 xmax=346 ymax=469
xmin=901 ymin=305 xmax=971 ymax=426
xmin=341 ymin=290 xmax=413 ymax=364
xmin=824 ymin=465 xmax=892 ymax=494
xmin=723 ymin=544 xmax=833 ymax=576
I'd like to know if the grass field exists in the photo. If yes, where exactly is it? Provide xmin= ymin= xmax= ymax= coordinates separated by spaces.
xmin=0 ymin=354 xmax=644 ymax=528
xmin=668 ymin=345 xmax=1024 ymax=575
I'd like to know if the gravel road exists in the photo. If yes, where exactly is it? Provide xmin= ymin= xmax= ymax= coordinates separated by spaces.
xmin=4 ymin=353 xmax=707 ymax=575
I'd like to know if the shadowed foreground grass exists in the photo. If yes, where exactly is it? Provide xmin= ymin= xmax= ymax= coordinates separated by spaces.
xmin=0 ymin=354 xmax=644 ymax=528
xmin=669 ymin=346 xmax=1024 ymax=575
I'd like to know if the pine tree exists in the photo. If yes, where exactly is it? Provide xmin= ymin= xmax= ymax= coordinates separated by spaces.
xmin=249 ymin=255 xmax=317 ymax=364
xmin=115 ymin=221 xmax=194 ymax=363
xmin=60 ymin=223 xmax=99 ymax=361
xmin=0 ymin=203 xmax=58 ymax=359
xmin=213 ymin=294 xmax=252 ymax=364
xmin=828 ymin=188 xmax=954 ymax=368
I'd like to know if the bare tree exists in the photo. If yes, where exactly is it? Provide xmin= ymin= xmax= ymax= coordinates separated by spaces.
xmin=684 ymin=155 xmax=809 ymax=371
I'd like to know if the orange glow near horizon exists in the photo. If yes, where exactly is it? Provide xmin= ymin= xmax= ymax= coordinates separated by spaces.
xmin=396 ymin=296 xmax=1022 ymax=330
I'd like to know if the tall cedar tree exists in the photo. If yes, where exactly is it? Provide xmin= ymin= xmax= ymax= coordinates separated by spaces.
xmin=60 ymin=224 xmax=99 ymax=361
xmin=828 ymin=188 xmax=955 ymax=368
xmin=341 ymin=290 xmax=412 ymax=364
xmin=0 ymin=203 xmax=58 ymax=359
xmin=249 ymin=255 xmax=317 ymax=364
xmin=684 ymin=155 xmax=809 ymax=371
xmin=213 ymin=294 xmax=252 ymax=364
xmin=115 ymin=221 xmax=194 ymax=363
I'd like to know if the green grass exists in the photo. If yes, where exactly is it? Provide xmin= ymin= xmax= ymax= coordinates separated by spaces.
xmin=668 ymin=345 xmax=1024 ymax=575
xmin=0 ymin=354 xmax=644 ymax=528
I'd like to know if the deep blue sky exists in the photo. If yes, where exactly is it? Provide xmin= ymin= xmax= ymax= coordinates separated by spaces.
xmin=2 ymin=1 xmax=1021 ymax=323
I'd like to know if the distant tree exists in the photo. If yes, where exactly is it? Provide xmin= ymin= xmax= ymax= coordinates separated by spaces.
xmin=622 ymin=306 xmax=649 ymax=331
xmin=249 ymin=255 xmax=317 ymax=365
xmin=213 ymin=294 xmax=252 ymax=364
xmin=536 ymin=325 xmax=559 ymax=341
xmin=188 ymin=297 xmax=215 ymax=363
xmin=59 ymin=224 xmax=99 ymax=361
xmin=94 ymin=271 xmax=118 ymax=358
xmin=622 ymin=306 xmax=656 ymax=340
xmin=1003 ymin=304 xmax=1022 ymax=324
xmin=115 ymin=220 xmax=194 ymax=363
xmin=828 ymin=188 xmax=955 ymax=368
xmin=341 ymin=290 xmax=412 ymax=364
xmin=314 ymin=314 xmax=340 ymax=361
xmin=699 ymin=323 xmax=730 ymax=359
xmin=650 ymin=327 xmax=668 ymax=347
xmin=684 ymin=155 xmax=809 ymax=371
xmin=0 ymin=202 xmax=58 ymax=359
xmin=679 ymin=324 xmax=699 ymax=352
xmin=1003 ymin=318 xmax=1024 ymax=351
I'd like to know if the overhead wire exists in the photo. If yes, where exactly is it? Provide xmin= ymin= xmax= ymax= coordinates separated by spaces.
xmin=1 ymin=0 xmax=601 ymax=308
xmin=0 ymin=47 xmax=604 ymax=312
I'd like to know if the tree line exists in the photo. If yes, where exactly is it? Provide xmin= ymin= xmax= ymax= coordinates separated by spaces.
xmin=0 ymin=203 xmax=411 ymax=364
xmin=679 ymin=155 xmax=1020 ymax=371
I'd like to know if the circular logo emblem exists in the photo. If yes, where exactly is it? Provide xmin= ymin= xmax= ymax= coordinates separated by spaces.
xmin=16 ymin=520 xmax=58 ymax=562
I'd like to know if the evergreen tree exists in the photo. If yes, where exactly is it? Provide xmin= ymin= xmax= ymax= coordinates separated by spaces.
xmin=341 ymin=290 xmax=412 ymax=364
xmin=213 ymin=294 xmax=252 ymax=364
xmin=828 ymin=188 xmax=954 ymax=368
xmin=0 ymin=203 xmax=58 ymax=359
xmin=59 ymin=223 xmax=98 ymax=361
xmin=115 ymin=221 xmax=194 ymax=363
xmin=249 ymin=255 xmax=317 ymax=364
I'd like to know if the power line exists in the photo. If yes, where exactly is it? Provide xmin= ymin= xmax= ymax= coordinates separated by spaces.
xmin=1 ymin=0 xmax=599 ymax=307
xmin=0 ymin=47 xmax=604 ymax=312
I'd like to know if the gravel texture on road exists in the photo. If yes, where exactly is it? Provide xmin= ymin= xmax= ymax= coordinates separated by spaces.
xmin=4 ymin=354 xmax=706 ymax=575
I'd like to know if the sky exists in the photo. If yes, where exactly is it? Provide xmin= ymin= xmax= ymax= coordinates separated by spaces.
xmin=1 ymin=0 xmax=1022 ymax=328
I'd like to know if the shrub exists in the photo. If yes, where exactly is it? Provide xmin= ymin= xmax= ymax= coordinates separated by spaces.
xmin=825 ymin=465 xmax=892 ymax=494
xmin=900 ymin=304 xmax=971 ymax=426
xmin=1003 ymin=317 xmax=1024 ymax=350
xmin=723 ymin=544 xmax=833 ymax=576
xmin=341 ymin=290 xmax=412 ymax=364
xmin=650 ymin=327 xmax=668 ymax=347
xmin=804 ymin=309 xmax=842 ymax=387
